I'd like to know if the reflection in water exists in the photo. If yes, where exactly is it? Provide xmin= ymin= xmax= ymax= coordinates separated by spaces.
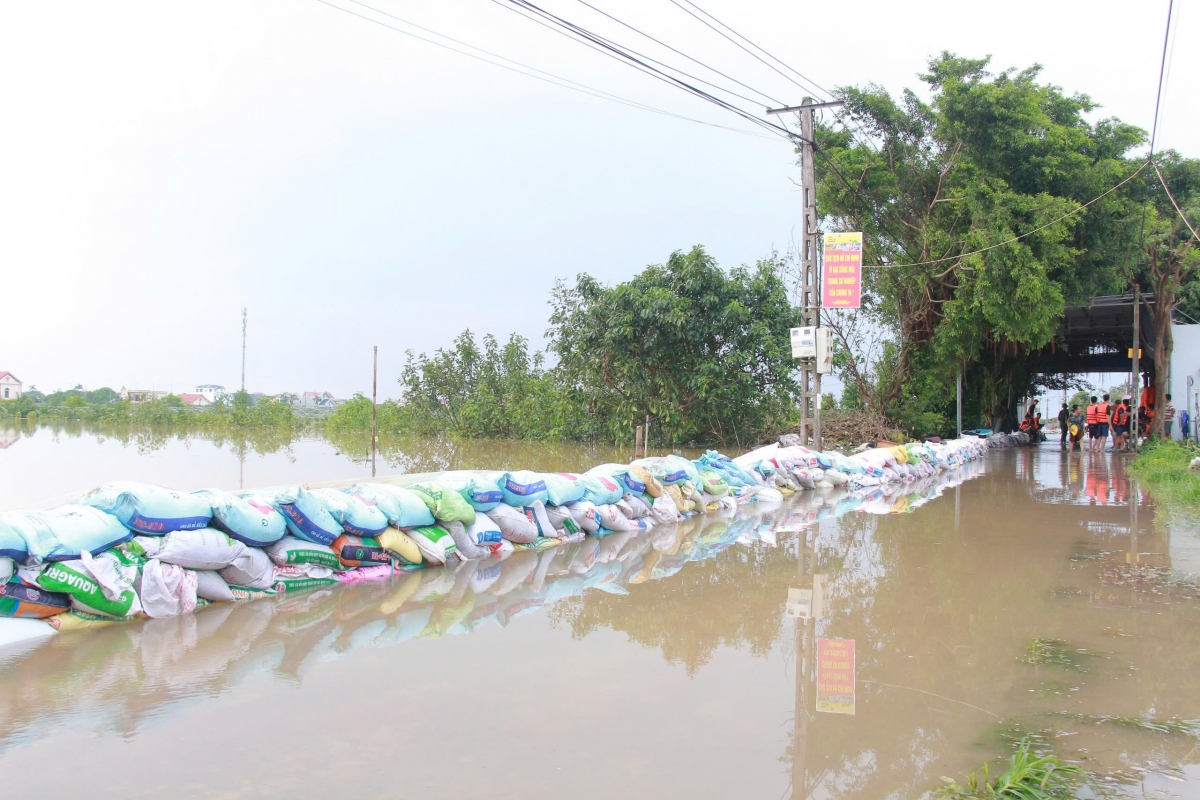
xmin=2 ymin=445 xmax=1200 ymax=797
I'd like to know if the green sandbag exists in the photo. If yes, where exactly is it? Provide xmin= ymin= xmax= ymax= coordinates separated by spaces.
xmin=697 ymin=469 xmax=730 ymax=498
xmin=408 ymin=483 xmax=476 ymax=525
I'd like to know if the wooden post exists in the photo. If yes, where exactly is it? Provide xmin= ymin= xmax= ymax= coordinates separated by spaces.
xmin=635 ymin=425 xmax=644 ymax=456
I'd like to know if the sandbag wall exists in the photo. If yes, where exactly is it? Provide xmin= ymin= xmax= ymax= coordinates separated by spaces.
xmin=0 ymin=438 xmax=993 ymax=630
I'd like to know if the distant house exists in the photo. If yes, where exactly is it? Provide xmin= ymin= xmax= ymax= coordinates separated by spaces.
xmin=278 ymin=392 xmax=300 ymax=406
xmin=177 ymin=393 xmax=212 ymax=407
xmin=300 ymin=391 xmax=337 ymax=409
xmin=0 ymin=372 xmax=22 ymax=400
xmin=196 ymin=384 xmax=227 ymax=403
xmin=120 ymin=387 xmax=170 ymax=403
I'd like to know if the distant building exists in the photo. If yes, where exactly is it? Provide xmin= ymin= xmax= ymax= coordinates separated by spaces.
xmin=278 ymin=392 xmax=299 ymax=406
xmin=196 ymin=384 xmax=227 ymax=403
xmin=120 ymin=387 xmax=170 ymax=403
xmin=0 ymin=372 xmax=22 ymax=400
xmin=300 ymin=391 xmax=337 ymax=409
xmin=177 ymin=393 xmax=212 ymax=407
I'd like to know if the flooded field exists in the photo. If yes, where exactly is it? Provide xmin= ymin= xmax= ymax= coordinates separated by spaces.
xmin=2 ymin=426 xmax=1200 ymax=798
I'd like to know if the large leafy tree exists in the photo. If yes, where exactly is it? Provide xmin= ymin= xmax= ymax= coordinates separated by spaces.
xmin=548 ymin=246 xmax=801 ymax=446
xmin=814 ymin=53 xmax=1144 ymax=431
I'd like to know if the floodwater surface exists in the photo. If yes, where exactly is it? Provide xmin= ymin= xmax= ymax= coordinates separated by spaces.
xmin=2 ymin=426 xmax=1200 ymax=799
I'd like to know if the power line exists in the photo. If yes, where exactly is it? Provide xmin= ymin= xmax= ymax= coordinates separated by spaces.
xmin=1153 ymin=161 xmax=1199 ymax=240
xmin=1149 ymin=0 xmax=1176 ymax=154
xmin=864 ymin=159 xmax=1152 ymax=269
xmin=315 ymin=0 xmax=779 ymax=139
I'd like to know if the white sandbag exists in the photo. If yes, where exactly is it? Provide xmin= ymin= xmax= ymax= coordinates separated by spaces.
xmin=614 ymin=498 xmax=637 ymax=519
xmin=651 ymin=494 xmax=683 ymax=524
xmin=545 ymin=505 xmax=574 ymax=530
xmin=566 ymin=500 xmax=601 ymax=532
xmin=141 ymin=559 xmax=198 ymax=618
xmin=267 ymin=536 xmax=340 ymax=570
xmin=194 ymin=570 xmax=234 ymax=602
xmin=445 ymin=521 xmax=490 ymax=560
xmin=486 ymin=504 xmax=538 ymax=544
xmin=594 ymin=504 xmax=636 ymax=532
xmin=522 ymin=500 xmax=561 ymax=539
xmin=0 ymin=557 xmax=12 ymax=583
xmin=407 ymin=526 xmax=459 ymax=565
xmin=465 ymin=515 xmax=505 ymax=548
xmin=622 ymin=495 xmax=652 ymax=519
xmin=155 ymin=528 xmax=246 ymax=571
xmin=219 ymin=546 xmax=275 ymax=589
xmin=490 ymin=539 xmax=514 ymax=559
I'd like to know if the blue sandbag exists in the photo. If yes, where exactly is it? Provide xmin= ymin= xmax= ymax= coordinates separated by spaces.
xmin=196 ymin=489 xmax=288 ymax=547
xmin=81 ymin=482 xmax=212 ymax=534
xmin=585 ymin=464 xmax=646 ymax=497
xmin=0 ymin=516 xmax=29 ymax=562
xmin=444 ymin=476 xmax=505 ymax=512
xmin=0 ymin=506 xmax=133 ymax=563
xmin=542 ymin=473 xmax=586 ymax=506
xmin=499 ymin=471 xmax=549 ymax=507
xmin=344 ymin=484 xmax=435 ymax=528
xmin=309 ymin=488 xmax=388 ymax=537
xmin=580 ymin=475 xmax=623 ymax=506
xmin=269 ymin=487 xmax=343 ymax=546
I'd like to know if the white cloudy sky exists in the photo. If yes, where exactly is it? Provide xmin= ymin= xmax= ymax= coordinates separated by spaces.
xmin=0 ymin=0 xmax=1193 ymax=398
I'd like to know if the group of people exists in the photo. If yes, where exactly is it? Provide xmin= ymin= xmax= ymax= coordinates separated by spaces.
xmin=1053 ymin=391 xmax=1177 ymax=452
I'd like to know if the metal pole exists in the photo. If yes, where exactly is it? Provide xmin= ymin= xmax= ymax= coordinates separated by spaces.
xmin=956 ymin=369 xmax=963 ymax=438
xmin=371 ymin=345 xmax=378 ymax=477
xmin=241 ymin=308 xmax=247 ymax=393
xmin=1132 ymin=288 xmax=1141 ymax=452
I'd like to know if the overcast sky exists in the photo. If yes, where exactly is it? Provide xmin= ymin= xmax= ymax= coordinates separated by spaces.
xmin=1 ymin=0 xmax=1193 ymax=399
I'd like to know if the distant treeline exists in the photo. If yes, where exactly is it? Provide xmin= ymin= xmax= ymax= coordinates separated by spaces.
xmin=1 ymin=390 xmax=304 ymax=430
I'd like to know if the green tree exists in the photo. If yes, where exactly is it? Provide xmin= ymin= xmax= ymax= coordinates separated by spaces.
xmin=548 ymin=246 xmax=801 ymax=446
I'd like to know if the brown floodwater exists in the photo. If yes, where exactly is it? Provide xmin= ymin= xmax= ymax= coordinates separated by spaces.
xmin=2 ymin=426 xmax=1200 ymax=798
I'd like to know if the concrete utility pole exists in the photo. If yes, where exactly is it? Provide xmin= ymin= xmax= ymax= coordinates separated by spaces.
xmin=1132 ymin=288 xmax=1141 ymax=452
xmin=768 ymin=98 xmax=843 ymax=450
xmin=372 ymin=345 xmax=379 ymax=478
xmin=241 ymin=308 xmax=247 ymax=393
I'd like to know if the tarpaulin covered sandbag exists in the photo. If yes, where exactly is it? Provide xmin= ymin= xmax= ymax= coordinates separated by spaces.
xmin=443 ymin=475 xmax=505 ymax=512
xmin=81 ymin=482 xmax=213 ymax=534
xmin=331 ymin=534 xmax=392 ymax=570
xmin=444 ymin=521 xmax=490 ymax=560
xmin=376 ymin=527 xmax=423 ymax=567
xmin=585 ymin=464 xmax=646 ymax=497
xmin=270 ymin=487 xmax=342 ymax=546
xmin=498 ymin=471 xmax=549 ymax=507
xmin=140 ymin=559 xmax=197 ymax=618
xmin=408 ymin=526 xmax=459 ymax=565
xmin=194 ymin=570 xmax=234 ymax=603
xmin=308 ymin=488 xmax=388 ymax=537
xmin=267 ymin=536 xmax=340 ymax=570
xmin=1 ymin=506 xmax=132 ymax=564
xmin=344 ymin=484 xmax=435 ymax=528
xmin=485 ymin=504 xmax=539 ymax=544
xmin=155 ymin=529 xmax=246 ymax=571
xmin=0 ymin=576 xmax=70 ymax=618
xmin=36 ymin=553 xmax=141 ymax=618
xmin=197 ymin=489 xmax=287 ymax=547
xmin=219 ymin=545 xmax=275 ymax=590
xmin=626 ymin=466 xmax=663 ymax=498
xmin=631 ymin=455 xmax=696 ymax=486
xmin=542 ymin=473 xmax=586 ymax=506
xmin=566 ymin=500 xmax=601 ymax=532
xmin=409 ymin=483 xmax=476 ymax=526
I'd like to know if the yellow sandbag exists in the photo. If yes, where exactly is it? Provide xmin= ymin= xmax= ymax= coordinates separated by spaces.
xmin=627 ymin=466 xmax=663 ymax=498
xmin=889 ymin=446 xmax=908 ymax=465
xmin=377 ymin=526 xmax=424 ymax=567
xmin=47 ymin=609 xmax=140 ymax=632
xmin=379 ymin=571 xmax=424 ymax=616
xmin=664 ymin=484 xmax=688 ymax=514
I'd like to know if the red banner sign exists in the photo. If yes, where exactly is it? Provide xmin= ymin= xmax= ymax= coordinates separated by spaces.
xmin=822 ymin=232 xmax=862 ymax=309
xmin=816 ymin=638 xmax=856 ymax=714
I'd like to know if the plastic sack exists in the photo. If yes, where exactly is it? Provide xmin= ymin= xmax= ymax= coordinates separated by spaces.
xmin=626 ymin=467 xmax=663 ymax=498
xmin=0 ymin=517 xmax=28 ymax=562
xmin=445 ymin=521 xmax=490 ymax=560
xmin=579 ymin=475 xmax=623 ymax=506
xmin=343 ymin=484 xmax=435 ymax=528
xmin=566 ymin=500 xmax=601 ymax=532
xmin=651 ymin=494 xmax=683 ymax=524
xmin=409 ymin=483 xmax=476 ymax=526
xmin=622 ymin=495 xmax=653 ymax=519
xmin=542 ymin=473 xmax=586 ymax=506
xmin=443 ymin=475 xmax=505 ymax=512
xmin=272 ymin=563 xmax=337 ymax=593
xmin=81 ymin=482 xmax=213 ymax=534
xmin=0 ymin=576 xmax=70 ymax=618
xmin=408 ymin=526 xmax=459 ymax=565
xmin=331 ymin=534 xmax=392 ymax=569
xmin=631 ymin=455 xmax=697 ymax=486
xmin=585 ymin=465 xmax=646 ymax=497
xmin=498 ymin=471 xmax=549 ymax=507
xmin=485 ymin=504 xmax=539 ymax=544
xmin=697 ymin=469 xmax=730 ymax=497
xmin=594 ymin=504 xmax=636 ymax=532
xmin=465 ymin=514 xmax=505 ymax=548
xmin=37 ymin=553 xmax=141 ymax=618
xmin=140 ymin=559 xmax=198 ymax=618
xmin=270 ymin=487 xmax=343 ymax=546
xmin=1 ymin=506 xmax=132 ymax=564
xmin=194 ymin=570 xmax=234 ymax=602
xmin=197 ymin=489 xmax=287 ymax=547
xmin=376 ymin=527 xmax=424 ymax=567
xmin=309 ymin=488 xmax=388 ymax=537
xmin=267 ymin=536 xmax=340 ymax=570
xmin=0 ymin=558 xmax=12 ymax=584
xmin=155 ymin=529 xmax=246 ymax=571
xmin=219 ymin=546 xmax=275 ymax=590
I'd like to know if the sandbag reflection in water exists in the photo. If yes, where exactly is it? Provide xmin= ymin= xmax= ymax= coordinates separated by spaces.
xmin=0 ymin=462 xmax=984 ymax=755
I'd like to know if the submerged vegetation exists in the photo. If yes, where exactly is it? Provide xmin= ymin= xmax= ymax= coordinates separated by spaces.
xmin=934 ymin=739 xmax=1086 ymax=799
xmin=1019 ymin=639 xmax=1091 ymax=672
xmin=1128 ymin=438 xmax=1200 ymax=513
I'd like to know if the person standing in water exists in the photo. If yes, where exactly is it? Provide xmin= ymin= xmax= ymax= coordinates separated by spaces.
xmin=1058 ymin=403 xmax=1069 ymax=448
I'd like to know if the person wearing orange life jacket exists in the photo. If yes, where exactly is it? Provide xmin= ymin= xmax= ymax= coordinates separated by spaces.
xmin=1085 ymin=396 xmax=1099 ymax=451
xmin=1094 ymin=394 xmax=1112 ymax=452
xmin=1110 ymin=399 xmax=1130 ymax=452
